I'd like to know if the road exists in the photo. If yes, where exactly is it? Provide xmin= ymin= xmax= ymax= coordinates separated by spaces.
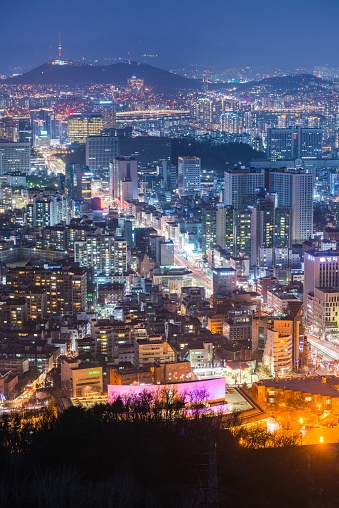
xmin=174 ymin=252 xmax=213 ymax=296
xmin=306 ymin=333 xmax=339 ymax=361
xmin=41 ymin=151 xmax=65 ymax=175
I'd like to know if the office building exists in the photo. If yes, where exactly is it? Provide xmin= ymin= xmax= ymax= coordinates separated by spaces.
xmin=68 ymin=114 xmax=104 ymax=144
xmin=81 ymin=168 xmax=92 ymax=201
xmin=160 ymin=241 xmax=174 ymax=267
xmin=216 ymin=205 xmax=234 ymax=253
xmin=234 ymin=208 xmax=258 ymax=266
xmin=61 ymin=359 xmax=103 ymax=397
xmin=224 ymin=169 xmax=265 ymax=209
xmin=159 ymin=161 xmax=177 ymax=191
xmin=85 ymin=135 xmax=119 ymax=175
xmin=212 ymin=267 xmax=237 ymax=295
xmin=18 ymin=118 xmax=33 ymax=145
xmin=178 ymin=156 xmax=201 ymax=196
xmin=65 ymin=164 xmax=92 ymax=202
xmin=309 ymin=288 xmax=339 ymax=337
xmin=0 ymin=141 xmax=30 ymax=174
xmin=304 ymin=251 xmax=339 ymax=321
xmin=0 ymin=117 xmax=17 ymax=141
xmin=102 ymin=103 xmax=116 ymax=129
xmin=110 ymin=156 xmax=138 ymax=205
xmin=267 ymin=127 xmax=323 ymax=160
xmin=269 ymin=169 xmax=313 ymax=243
xmin=202 ymin=207 xmax=217 ymax=255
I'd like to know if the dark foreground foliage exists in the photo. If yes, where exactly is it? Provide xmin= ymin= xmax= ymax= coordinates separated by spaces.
xmin=0 ymin=404 xmax=339 ymax=508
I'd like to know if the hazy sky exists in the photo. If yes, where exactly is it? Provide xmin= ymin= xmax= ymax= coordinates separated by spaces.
xmin=0 ymin=0 xmax=338 ymax=72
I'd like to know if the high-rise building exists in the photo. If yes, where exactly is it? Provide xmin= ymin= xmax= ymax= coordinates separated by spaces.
xmin=65 ymin=163 xmax=78 ymax=202
xmin=0 ymin=117 xmax=17 ymax=141
xmin=234 ymin=208 xmax=258 ymax=266
xmin=114 ymin=237 xmax=128 ymax=273
xmin=81 ymin=169 xmax=92 ymax=202
xmin=304 ymin=251 xmax=339 ymax=322
xmin=224 ymin=168 xmax=265 ymax=209
xmin=190 ymin=99 xmax=213 ymax=124
xmin=110 ymin=156 xmax=138 ymax=206
xmin=68 ymin=114 xmax=104 ymax=144
xmin=18 ymin=118 xmax=33 ymax=146
xmin=220 ymin=112 xmax=242 ymax=134
xmin=102 ymin=103 xmax=116 ymax=129
xmin=267 ymin=127 xmax=323 ymax=160
xmin=216 ymin=205 xmax=234 ymax=254
xmin=0 ymin=141 xmax=31 ymax=174
xmin=6 ymin=262 xmax=87 ymax=316
xmin=159 ymin=161 xmax=177 ymax=191
xmin=269 ymin=169 xmax=313 ymax=243
xmin=85 ymin=135 xmax=119 ymax=175
xmin=65 ymin=164 xmax=93 ymax=203
xmin=202 ymin=207 xmax=217 ymax=256
xmin=26 ymin=194 xmax=67 ymax=228
xmin=75 ymin=232 xmax=116 ymax=277
xmin=274 ymin=207 xmax=291 ymax=248
xmin=178 ymin=156 xmax=201 ymax=196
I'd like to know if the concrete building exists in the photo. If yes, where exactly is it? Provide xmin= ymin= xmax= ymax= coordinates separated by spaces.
xmin=6 ymin=262 xmax=87 ymax=316
xmin=212 ymin=267 xmax=237 ymax=295
xmin=178 ymin=156 xmax=201 ymax=196
xmin=134 ymin=337 xmax=176 ymax=368
xmin=68 ymin=114 xmax=104 ymax=144
xmin=0 ymin=370 xmax=18 ymax=400
xmin=0 ymin=141 xmax=30 ymax=174
xmin=202 ymin=206 xmax=217 ymax=256
xmin=263 ymin=323 xmax=293 ymax=376
xmin=267 ymin=127 xmax=323 ymax=160
xmin=110 ymin=156 xmax=138 ymax=206
xmin=308 ymin=287 xmax=339 ymax=337
xmin=61 ymin=358 xmax=103 ymax=397
xmin=269 ymin=169 xmax=313 ymax=244
xmin=304 ymin=251 xmax=339 ymax=321
xmin=254 ymin=376 xmax=339 ymax=413
xmin=223 ymin=168 xmax=265 ymax=209
xmin=181 ymin=342 xmax=213 ymax=368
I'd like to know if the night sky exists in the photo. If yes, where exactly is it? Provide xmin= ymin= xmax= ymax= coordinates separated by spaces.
xmin=0 ymin=0 xmax=338 ymax=74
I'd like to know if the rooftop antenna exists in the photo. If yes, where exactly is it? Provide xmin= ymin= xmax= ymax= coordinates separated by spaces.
xmin=58 ymin=33 xmax=62 ymax=59
xmin=49 ymin=46 xmax=52 ymax=62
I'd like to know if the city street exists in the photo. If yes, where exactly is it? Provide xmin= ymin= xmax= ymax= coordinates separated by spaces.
xmin=174 ymin=251 xmax=213 ymax=296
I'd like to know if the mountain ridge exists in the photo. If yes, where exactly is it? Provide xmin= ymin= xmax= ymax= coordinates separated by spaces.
xmin=5 ymin=60 xmax=202 ymax=89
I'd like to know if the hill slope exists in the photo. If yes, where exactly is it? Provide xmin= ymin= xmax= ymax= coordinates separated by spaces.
xmin=5 ymin=60 xmax=201 ymax=89
xmin=208 ymin=73 xmax=331 ymax=94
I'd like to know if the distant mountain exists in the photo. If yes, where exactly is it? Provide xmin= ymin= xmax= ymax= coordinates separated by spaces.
xmin=208 ymin=73 xmax=331 ymax=94
xmin=5 ymin=60 xmax=202 ymax=89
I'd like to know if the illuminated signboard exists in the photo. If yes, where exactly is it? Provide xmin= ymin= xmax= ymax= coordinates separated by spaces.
xmin=89 ymin=370 xmax=100 ymax=375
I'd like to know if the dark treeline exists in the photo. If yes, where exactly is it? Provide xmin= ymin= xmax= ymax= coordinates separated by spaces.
xmin=0 ymin=399 xmax=339 ymax=507
xmin=171 ymin=138 xmax=265 ymax=172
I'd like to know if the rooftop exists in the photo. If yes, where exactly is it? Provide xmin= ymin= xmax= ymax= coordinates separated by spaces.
xmin=256 ymin=376 xmax=339 ymax=397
